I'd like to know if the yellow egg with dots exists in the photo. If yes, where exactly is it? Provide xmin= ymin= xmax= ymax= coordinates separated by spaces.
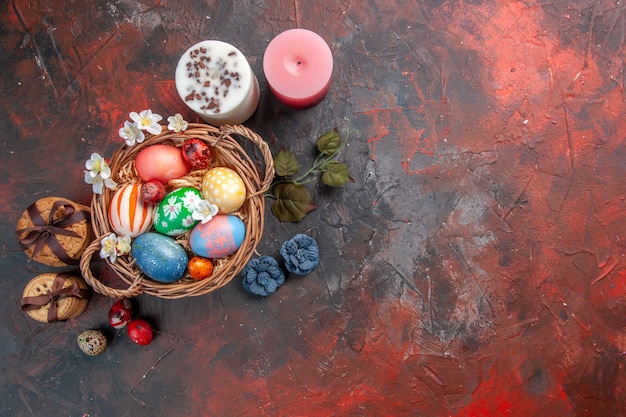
xmin=201 ymin=167 xmax=247 ymax=213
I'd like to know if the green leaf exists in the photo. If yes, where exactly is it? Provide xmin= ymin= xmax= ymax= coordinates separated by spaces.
xmin=271 ymin=182 xmax=316 ymax=222
xmin=322 ymin=161 xmax=353 ymax=187
xmin=316 ymin=129 xmax=341 ymax=156
xmin=274 ymin=150 xmax=300 ymax=177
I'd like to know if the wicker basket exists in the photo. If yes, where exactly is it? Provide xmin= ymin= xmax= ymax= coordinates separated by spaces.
xmin=79 ymin=123 xmax=274 ymax=299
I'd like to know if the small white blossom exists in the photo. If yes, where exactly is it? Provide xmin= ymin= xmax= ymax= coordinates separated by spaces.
xmin=130 ymin=109 xmax=163 ymax=135
xmin=100 ymin=234 xmax=119 ymax=263
xmin=182 ymin=215 xmax=195 ymax=227
xmin=163 ymin=196 xmax=182 ymax=220
xmin=85 ymin=171 xmax=117 ymax=195
xmin=119 ymin=121 xmax=145 ymax=146
xmin=192 ymin=199 xmax=219 ymax=224
xmin=100 ymin=234 xmax=132 ymax=263
xmin=181 ymin=189 xmax=202 ymax=210
xmin=115 ymin=235 xmax=132 ymax=256
xmin=85 ymin=153 xmax=111 ymax=179
xmin=167 ymin=113 xmax=189 ymax=132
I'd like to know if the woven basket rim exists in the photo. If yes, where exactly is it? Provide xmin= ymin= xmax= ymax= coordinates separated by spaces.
xmin=79 ymin=123 xmax=274 ymax=299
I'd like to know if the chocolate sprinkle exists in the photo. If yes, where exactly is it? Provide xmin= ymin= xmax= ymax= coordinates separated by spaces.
xmin=182 ymin=46 xmax=244 ymax=113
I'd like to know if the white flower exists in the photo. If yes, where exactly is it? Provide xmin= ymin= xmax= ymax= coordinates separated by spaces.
xmin=192 ymin=199 xmax=219 ymax=224
xmin=182 ymin=215 xmax=195 ymax=227
xmin=85 ymin=171 xmax=117 ymax=195
xmin=119 ymin=121 xmax=145 ymax=146
xmin=130 ymin=109 xmax=163 ymax=135
xmin=100 ymin=234 xmax=132 ymax=263
xmin=181 ymin=189 xmax=202 ymax=210
xmin=167 ymin=113 xmax=188 ymax=132
xmin=85 ymin=153 xmax=111 ymax=179
xmin=163 ymin=196 xmax=182 ymax=220
xmin=115 ymin=235 xmax=132 ymax=256
xmin=100 ymin=234 xmax=119 ymax=263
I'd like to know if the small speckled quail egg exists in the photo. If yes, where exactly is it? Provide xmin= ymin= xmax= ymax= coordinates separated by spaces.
xmin=77 ymin=330 xmax=107 ymax=356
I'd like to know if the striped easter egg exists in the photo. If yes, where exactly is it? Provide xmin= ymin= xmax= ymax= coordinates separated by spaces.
xmin=108 ymin=184 xmax=155 ymax=237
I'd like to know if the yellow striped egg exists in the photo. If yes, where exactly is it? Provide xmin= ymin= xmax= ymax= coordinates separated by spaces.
xmin=108 ymin=184 xmax=155 ymax=237
xmin=201 ymin=167 xmax=246 ymax=213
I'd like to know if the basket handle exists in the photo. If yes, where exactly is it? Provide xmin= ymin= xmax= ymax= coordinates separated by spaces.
xmin=218 ymin=124 xmax=275 ymax=196
xmin=79 ymin=236 xmax=144 ymax=299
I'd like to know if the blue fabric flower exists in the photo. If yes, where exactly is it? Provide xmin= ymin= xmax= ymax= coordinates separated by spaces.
xmin=241 ymin=256 xmax=285 ymax=296
xmin=280 ymin=233 xmax=320 ymax=275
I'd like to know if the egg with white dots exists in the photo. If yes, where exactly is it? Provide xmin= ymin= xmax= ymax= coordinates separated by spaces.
xmin=201 ymin=167 xmax=246 ymax=213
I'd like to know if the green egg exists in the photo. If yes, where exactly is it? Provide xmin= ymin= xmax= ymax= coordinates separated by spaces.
xmin=153 ymin=187 xmax=203 ymax=236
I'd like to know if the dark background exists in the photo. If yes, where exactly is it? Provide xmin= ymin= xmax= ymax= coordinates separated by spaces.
xmin=2 ymin=0 xmax=626 ymax=416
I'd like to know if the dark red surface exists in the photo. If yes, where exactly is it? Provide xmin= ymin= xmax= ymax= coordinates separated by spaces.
xmin=2 ymin=1 xmax=626 ymax=416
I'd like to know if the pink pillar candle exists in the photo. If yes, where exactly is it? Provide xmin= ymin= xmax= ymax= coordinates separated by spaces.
xmin=175 ymin=40 xmax=260 ymax=126
xmin=263 ymin=29 xmax=333 ymax=109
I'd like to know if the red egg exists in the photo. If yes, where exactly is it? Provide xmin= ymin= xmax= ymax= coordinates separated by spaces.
xmin=135 ymin=144 xmax=190 ymax=184
xmin=140 ymin=180 xmax=166 ymax=204
xmin=108 ymin=299 xmax=133 ymax=329
xmin=181 ymin=138 xmax=211 ymax=170
xmin=127 ymin=319 xmax=153 ymax=346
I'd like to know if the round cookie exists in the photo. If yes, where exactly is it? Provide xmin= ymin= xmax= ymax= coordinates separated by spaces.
xmin=21 ymin=273 xmax=89 ymax=323
xmin=16 ymin=197 xmax=92 ymax=267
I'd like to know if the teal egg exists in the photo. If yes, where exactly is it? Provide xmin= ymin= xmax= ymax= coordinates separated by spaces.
xmin=153 ymin=187 xmax=203 ymax=236
xmin=131 ymin=233 xmax=188 ymax=283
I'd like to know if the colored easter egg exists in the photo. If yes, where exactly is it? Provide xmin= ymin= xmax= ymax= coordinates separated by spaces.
xmin=201 ymin=167 xmax=246 ymax=213
xmin=77 ymin=330 xmax=107 ymax=356
xmin=109 ymin=183 xmax=155 ymax=237
xmin=131 ymin=233 xmax=188 ymax=283
xmin=135 ymin=144 xmax=190 ymax=184
xmin=140 ymin=180 xmax=166 ymax=204
xmin=108 ymin=299 xmax=133 ymax=329
xmin=153 ymin=187 xmax=203 ymax=236
xmin=182 ymin=138 xmax=211 ymax=170
xmin=189 ymin=214 xmax=245 ymax=258
xmin=187 ymin=256 xmax=214 ymax=280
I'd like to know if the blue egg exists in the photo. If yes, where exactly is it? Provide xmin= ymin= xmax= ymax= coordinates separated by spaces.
xmin=189 ymin=214 xmax=246 ymax=258
xmin=131 ymin=233 xmax=188 ymax=283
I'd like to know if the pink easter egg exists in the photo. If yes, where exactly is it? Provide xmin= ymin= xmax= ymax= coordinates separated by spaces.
xmin=189 ymin=214 xmax=246 ymax=258
xmin=135 ymin=144 xmax=190 ymax=184
xmin=109 ymin=184 xmax=155 ymax=237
